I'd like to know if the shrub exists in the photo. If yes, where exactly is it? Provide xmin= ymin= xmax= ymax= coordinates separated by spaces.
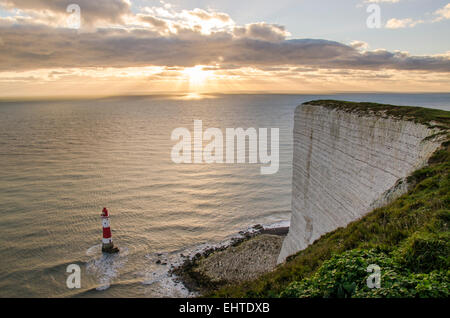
xmin=394 ymin=232 xmax=450 ymax=273
xmin=281 ymin=249 xmax=450 ymax=298
xmin=280 ymin=249 xmax=397 ymax=298
xmin=354 ymin=271 xmax=450 ymax=298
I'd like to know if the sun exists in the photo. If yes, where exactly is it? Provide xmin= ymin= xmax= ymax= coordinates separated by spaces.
xmin=183 ymin=65 xmax=209 ymax=90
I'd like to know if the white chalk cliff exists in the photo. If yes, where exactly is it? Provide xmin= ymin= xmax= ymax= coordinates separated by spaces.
xmin=278 ymin=103 xmax=443 ymax=263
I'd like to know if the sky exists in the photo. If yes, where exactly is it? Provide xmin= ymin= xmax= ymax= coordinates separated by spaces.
xmin=0 ymin=0 xmax=449 ymax=97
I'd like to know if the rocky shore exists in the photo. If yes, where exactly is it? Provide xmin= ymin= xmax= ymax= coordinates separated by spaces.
xmin=171 ymin=225 xmax=288 ymax=294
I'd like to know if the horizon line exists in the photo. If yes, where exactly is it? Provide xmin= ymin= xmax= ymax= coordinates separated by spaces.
xmin=2 ymin=91 xmax=450 ymax=103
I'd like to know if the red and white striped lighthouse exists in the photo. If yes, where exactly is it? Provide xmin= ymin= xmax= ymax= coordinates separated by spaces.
xmin=101 ymin=207 xmax=119 ymax=253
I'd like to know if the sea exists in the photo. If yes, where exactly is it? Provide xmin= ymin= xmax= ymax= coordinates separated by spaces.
xmin=0 ymin=93 xmax=449 ymax=297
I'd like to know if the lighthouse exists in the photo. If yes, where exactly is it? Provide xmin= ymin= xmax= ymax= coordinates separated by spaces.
xmin=101 ymin=207 xmax=119 ymax=253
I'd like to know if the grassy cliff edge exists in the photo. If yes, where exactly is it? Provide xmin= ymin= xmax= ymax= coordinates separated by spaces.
xmin=209 ymin=100 xmax=450 ymax=298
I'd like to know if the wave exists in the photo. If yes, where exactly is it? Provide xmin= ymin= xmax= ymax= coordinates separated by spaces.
xmin=85 ymin=245 xmax=129 ymax=291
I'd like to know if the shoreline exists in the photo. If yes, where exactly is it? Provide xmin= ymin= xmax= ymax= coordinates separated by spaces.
xmin=170 ymin=224 xmax=289 ymax=295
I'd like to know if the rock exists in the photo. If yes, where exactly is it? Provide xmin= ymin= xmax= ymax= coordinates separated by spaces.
xmin=193 ymin=234 xmax=285 ymax=283
xmin=278 ymin=103 xmax=442 ymax=263
xmin=253 ymin=224 xmax=264 ymax=231
xmin=102 ymin=244 xmax=119 ymax=254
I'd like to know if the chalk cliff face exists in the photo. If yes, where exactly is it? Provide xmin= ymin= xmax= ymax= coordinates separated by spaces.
xmin=278 ymin=103 xmax=442 ymax=263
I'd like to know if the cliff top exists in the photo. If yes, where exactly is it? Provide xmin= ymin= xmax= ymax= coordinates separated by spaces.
xmin=304 ymin=100 xmax=450 ymax=130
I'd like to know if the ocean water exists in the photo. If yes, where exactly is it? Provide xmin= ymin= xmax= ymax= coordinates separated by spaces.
xmin=0 ymin=93 xmax=449 ymax=297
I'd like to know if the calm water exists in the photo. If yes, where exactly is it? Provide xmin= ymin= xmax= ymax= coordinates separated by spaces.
xmin=0 ymin=93 xmax=449 ymax=297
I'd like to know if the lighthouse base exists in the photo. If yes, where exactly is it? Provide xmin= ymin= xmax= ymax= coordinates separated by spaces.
xmin=102 ymin=242 xmax=120 ymax=254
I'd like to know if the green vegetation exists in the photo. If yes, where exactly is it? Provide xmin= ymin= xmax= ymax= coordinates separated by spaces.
xmin=208 ymin=101 xmax=449 ymax=298
xmin=305 ymin=100 xmax=450 ymax=129
xmin=281 ymin=249 xmax=449 ymax=298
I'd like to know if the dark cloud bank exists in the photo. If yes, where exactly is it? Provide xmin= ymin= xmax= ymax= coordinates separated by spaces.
xmin=0 ymin=0 xmax=449 ymax=73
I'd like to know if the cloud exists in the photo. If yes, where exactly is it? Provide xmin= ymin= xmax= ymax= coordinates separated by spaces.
xmin=139 ymin=5 xmax=235 ymax=35
xmin=340 ymin=49 xmax=450 ymax=72
xmin=434 ymin=3 xmax=450 ymax=22
xmin=350 ymin=40 xmax=369 ymax=51
xmin=381 ymin=3 xmax=450 ymax=29
xmin=137 ymin=14 xmax=168 ymax=29
xmin=365 ymin=0 xmax=400 ymax=3
xmin=0 ymin=22 xmax=448 ymax=74
xmin=187 ymin=8 xmax=231 ymax=23
xmin=233 ymin=23 xmax=290 ymax=42
xmin=385 ymin=18 xmax=423 ymax=29
xmin=364 ymin=0 xmax=400 ymax=3
xmin=0 ymin=1 xmax=448 ymax=76
xmin=0 ymin=0 xmax=131 ymax=25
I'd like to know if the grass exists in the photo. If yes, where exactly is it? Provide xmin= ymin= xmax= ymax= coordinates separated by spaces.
xmin=305 ymin=100 xmax=450 ymax=129
xmin=207 ymin=101 xmax=450 ymax=298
